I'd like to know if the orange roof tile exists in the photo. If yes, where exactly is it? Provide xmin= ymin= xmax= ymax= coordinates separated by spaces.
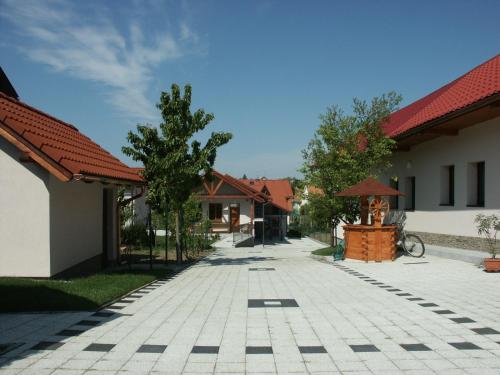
xmin=0 ymin=92 xmax=143 ymax=183
xmin=383 ymin=54 xmax=500 ymax=138
xmin=240 ymin=178 xmax=294 ymax=212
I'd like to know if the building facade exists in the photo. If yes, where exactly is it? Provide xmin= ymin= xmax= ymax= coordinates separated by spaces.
xmin=381 ymin=54 xmax=500 ymax=250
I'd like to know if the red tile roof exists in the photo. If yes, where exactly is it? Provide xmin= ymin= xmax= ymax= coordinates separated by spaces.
xmin=336 ymin=177 xmax=403 ymax=197
xmin=0 ymin=92 xmax=143 ymax=183
xmin=240 ymin=178 xmax=294 ymax=212
xmin=383 ymin=54 xmax=500 ymax=138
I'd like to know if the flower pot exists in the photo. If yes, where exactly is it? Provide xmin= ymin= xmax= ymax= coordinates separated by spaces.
xmin=484 ymin=258 xmax=500 ymax=272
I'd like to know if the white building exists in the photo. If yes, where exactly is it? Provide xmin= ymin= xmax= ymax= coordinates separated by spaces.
xmin=0 ymin=70 xmax=143 ymax=277
xmin=381 ymin=54 xmax=500 ymax=250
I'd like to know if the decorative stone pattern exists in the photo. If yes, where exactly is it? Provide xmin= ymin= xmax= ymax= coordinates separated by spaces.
xmin=409 ymin=230 xmax=490 ymax=252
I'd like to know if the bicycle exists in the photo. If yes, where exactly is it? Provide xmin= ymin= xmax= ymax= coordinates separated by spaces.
xmin=385 ymin=210 xmax=425 ymax=257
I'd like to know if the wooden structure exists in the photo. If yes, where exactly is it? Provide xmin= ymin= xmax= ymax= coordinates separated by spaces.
xmin=336 ymin=178 xmax=403 ymax=262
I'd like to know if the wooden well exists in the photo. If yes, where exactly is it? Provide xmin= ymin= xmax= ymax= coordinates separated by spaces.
xmin=343 ymin=224 xmax=397 ymax=261
xmin=336 ymin=178 xmax=403 ymax=262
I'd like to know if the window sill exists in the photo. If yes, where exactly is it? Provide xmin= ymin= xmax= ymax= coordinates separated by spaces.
xmin=466 ymin=205 xmax=485 ymax=208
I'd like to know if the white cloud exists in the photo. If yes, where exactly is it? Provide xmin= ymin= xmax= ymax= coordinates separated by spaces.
xmin=0 ymin=0 xmax=201 ymax=121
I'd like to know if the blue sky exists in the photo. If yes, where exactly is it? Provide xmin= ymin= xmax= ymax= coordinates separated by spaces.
xmin=1 ymin=0 xmax=499 ymax=178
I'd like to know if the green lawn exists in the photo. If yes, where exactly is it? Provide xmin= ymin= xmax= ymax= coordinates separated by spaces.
xmin=0 ymin=268 xmax=172 ymax=313
xmin=312 ymin=247 xmax=335 ymax=256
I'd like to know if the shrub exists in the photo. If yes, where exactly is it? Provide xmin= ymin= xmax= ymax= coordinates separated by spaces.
xmin=121 ymin=223 xmax=149 ymax=248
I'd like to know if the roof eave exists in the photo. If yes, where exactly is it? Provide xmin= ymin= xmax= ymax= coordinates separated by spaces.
xmin=392 ymin=92 xmax=500 ymax=142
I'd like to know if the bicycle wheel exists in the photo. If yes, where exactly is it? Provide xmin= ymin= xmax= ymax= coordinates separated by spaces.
xmin=403 ymin=234 xmax=425 ymax=257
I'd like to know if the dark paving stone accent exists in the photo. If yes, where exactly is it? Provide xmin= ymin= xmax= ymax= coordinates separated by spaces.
xmin=0 ymin=343 xmax=23 ymax=355
xmin=191 ymin=346 xmax=219 ymax=354
xmin=350 ymin=344 xmax=380 ymax=352
xmin=56 ymin=329 xmax=86 ymax=337
xmin=128 ymin=295 xmax=143 ymax=299
xmin=134 ymin=291 xmax=150 ymax=294
xmin=433 ymin=310 xmax=455 ymax=315
xmin=93 ymin=312 xmax=114 ymax=318
xmin=449 ymin=342 xmax=481 ymax=350
xmin=298 ymin=346 xmax=327 ymax=354
xmin=359 ymin=276 xmax=370 ymax=279
xmin=248 ymin=299 xmax=299 ymax=308
xmin=119 ymin=299 xmax=135 ymax=303
xmin=387 ymin=288 xmax=402 ymax=292
xmin=84 ymin=343 xmax=116 ymax=352
xmin=137 ymin=344 xmax=167 ymax=353
xmin=75 ymin=320 xmax=101 ymax=326
xmin=396 ymin=293 xmax=412 ymax=296
xmin=246 ymin=346 xmax=273 ymax=354
xmin=419 ymin=303 xmax=438 ymax=307
xmin=403 ymin=262 xmax=429 ymax=265
xmin=249 ymin=268 xmax=275 ymax=271
xmin=371 ymin=282 xmax=384 ymax=285
xmin=364 ymin=279 xmax=377 ymax=282
xmin=407 ymin=297 xmax=424 ymax=301
xmin=451 ymin=317 xmax=476 ymax=323
xmin=31 ymin=341 xmax=63 ymax=350
xmin=400 ymin=343 xmax=431 ymax=352
xmin=379 ymin=285 xmax=392 ymax=288
xmin=471 ymin=327 xmax=500 ymax=335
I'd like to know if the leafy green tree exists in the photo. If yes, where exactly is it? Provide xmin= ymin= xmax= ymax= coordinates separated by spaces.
xmin=301 ymin=92 xmax=401 ymax=244
xmin=123 ymin=84 xmax=232 ymax=263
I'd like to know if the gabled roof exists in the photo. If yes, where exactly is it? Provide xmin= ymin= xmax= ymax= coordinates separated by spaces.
xmin=206 ymin=170 xmax=267 ymax=203
xmin=240 ymin=178 xmax=294 ymax=212
xmin=383 ymin=54 xmax=500 ymax=139
xmin=0 ymin=92 xmax=143 ymax=184
xmin=336 ymin=177 xmax=403 ymax=197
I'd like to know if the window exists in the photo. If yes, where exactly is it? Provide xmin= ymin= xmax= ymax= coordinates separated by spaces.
xmin=209 ymin=203 xmax=223 ymax=221
xmin=440 ymin=165 xmax=454 ymax=206
xmin=389 ymin=177 xmax=399 ymax=209
xmin=405 ymin=176 xmax=415 ymax=210
xmin=467 ymin=161 xmax=485 ymax=207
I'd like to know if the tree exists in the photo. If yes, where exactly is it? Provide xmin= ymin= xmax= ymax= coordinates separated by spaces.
xmin=123 ymin=84 xmax=232 ymax=263
xmin=301 ymin=92 xmax=401 ymax=244
xmin=242 ymin=173 xmax=248 ymax=179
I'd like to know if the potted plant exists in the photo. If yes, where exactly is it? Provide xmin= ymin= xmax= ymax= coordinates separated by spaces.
xmin=474 ymin=213 xmax=500 ymax=272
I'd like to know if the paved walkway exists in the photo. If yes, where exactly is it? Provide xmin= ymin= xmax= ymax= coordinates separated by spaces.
xmin=1 ymin=238 xmax=500 ymax=374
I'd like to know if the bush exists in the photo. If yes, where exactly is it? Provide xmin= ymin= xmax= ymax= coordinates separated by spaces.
xmin=121 ymin=223 xmax=149 ymax=248
xmin=287 ymin=228 xmax=302 ymax=238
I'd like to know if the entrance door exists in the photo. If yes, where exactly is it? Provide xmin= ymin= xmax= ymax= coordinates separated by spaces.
xmin=230 ymin=205 xmax=240 ymax=232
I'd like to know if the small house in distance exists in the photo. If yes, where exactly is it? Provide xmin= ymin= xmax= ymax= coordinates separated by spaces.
xmin=197 ymin=171 xmax=294 ymax=243
xmin=0 ymin=69 xmax=143 ymax=277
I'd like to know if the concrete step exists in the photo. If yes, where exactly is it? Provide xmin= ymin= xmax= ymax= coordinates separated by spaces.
xmin=424 ymin=244 xmax=487 ymax=265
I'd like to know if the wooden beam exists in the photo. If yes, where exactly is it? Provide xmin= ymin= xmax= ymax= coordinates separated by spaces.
xmin=203 ymin=181 xmax=213 ymax=195
xmin=198 ymin=194 xmax=253 ymax=199
xmin=212 ymin=178 xmax=224 ymax=195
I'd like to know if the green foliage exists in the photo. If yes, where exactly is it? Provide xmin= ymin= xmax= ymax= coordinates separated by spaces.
xmin=475 ymin=213 xmax=500 ymax=257
xmin=301 ymin=92 xmax=401 ymax=228
xmin=117 ymin=188 xmax=134 ymax=229
xmin=122 ymin=84 xmax=232 ymax=261
xmin=121 ymin=223 xmax=149 ymax=248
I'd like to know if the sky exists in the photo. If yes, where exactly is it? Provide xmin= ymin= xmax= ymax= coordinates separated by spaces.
xmin=1 ymin=0 xmax=499 ymax=178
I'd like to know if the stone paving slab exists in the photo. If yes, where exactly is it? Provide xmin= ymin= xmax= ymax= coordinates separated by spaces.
xmin=1 ymin=238 xmax=500 ymax=374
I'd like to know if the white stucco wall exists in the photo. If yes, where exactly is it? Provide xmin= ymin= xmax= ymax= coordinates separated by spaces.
xmin=384 ymin=116 xmax=500 ymax=238
xmin=49 ymin=176 xmax=106 ymax=276
xmin=201 ymin=198 xmax=253 ymax=226
xmin=0 ymin=138 xmax=51 ymax=277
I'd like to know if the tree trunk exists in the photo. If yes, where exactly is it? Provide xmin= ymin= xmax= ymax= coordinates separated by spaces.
xmin=175 ymin=209 xmax=182 ymax=264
